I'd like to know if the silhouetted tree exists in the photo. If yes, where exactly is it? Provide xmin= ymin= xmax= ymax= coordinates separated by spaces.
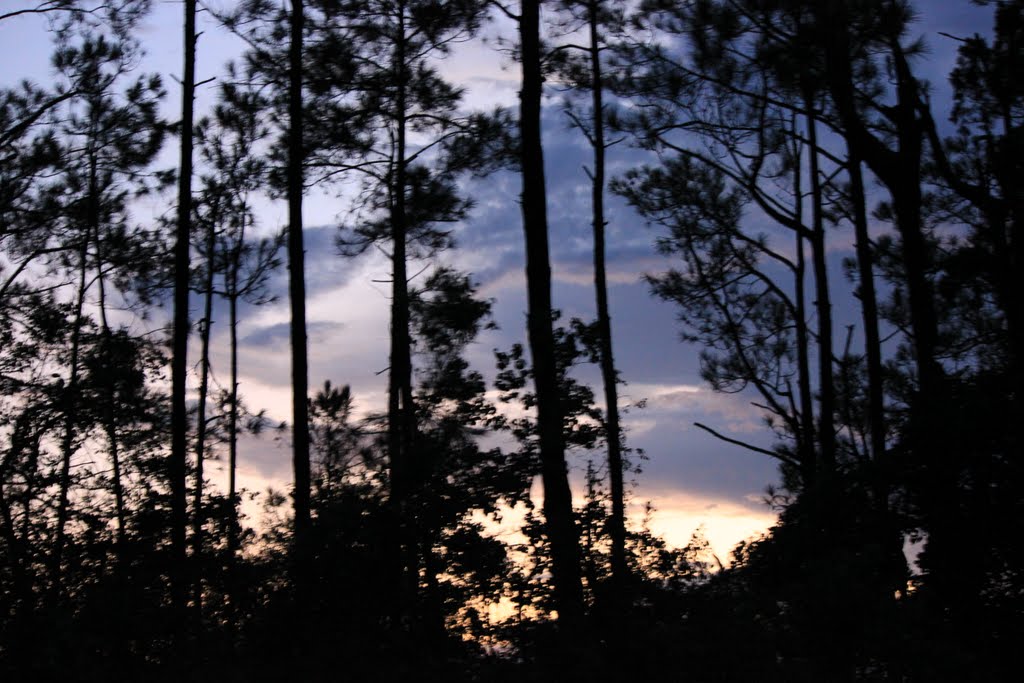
xmin=170 ymin=0 xmax=196 ymax=629
xmin=514 ymin=0 xmax=586 ymax=630
xmin=551 ymin=0 xmax=630 ymax=598
xmin=194 ymin=74 xmax=281 ymax=619
xmin=285 ymin=0 xmax=313 ymax=608
xmin=300 ymin=0 xmax=499 ymax=615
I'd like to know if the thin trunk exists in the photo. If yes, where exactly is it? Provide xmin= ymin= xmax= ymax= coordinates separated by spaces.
xmin=287 ymin=0 xmax=312 ymax=604
xmin=818 ymin=6 xmax=941 ymax=393
xmin=388 ymin=0 xmax=418 ymax=614
xmin=0 ymin=432 xmax=35 ymax=642
xmin=96 ymin=253 xmax=126 ymax=554
xmin=227 ymin=258 xmax=240 ymax=609
xmin=171 ymin=0 xmax=197 ymax=624
xmin=520 ymin=0 xmax=585 ymax=628
xmin=192 ymin=217 xmax=217 ymax=621
xmin=52 ymin=240 xmax=88 ymax=599
xmin=890 ymin=47 xmax=942 ymax=397
xmin=848 ymin=150 xmax=886 ymax=471
xmin=805 ymin=103 xmax=836 ymax=484
xmin=0 ymin=476 xmax=27 ymax=604
xmin=585 ymin=0 xmax=627 ymax=592
xmin=819 ymin=6 xmax=954 ymax=607
xmin=94 ymin=225 xmax=130 ymax=665
xmin=226 ymin=214 xmax=245 ymax=614
xmin=89 ymin=151 xmax=126 ymax=556
xmin=888 ymin=44 xmax=960 ymax=610
xmin=53 ymin=142 xmax=100 ymax=598
xmin=851 ymin=151 xmax=909 ymax=601
xmin=791 ymin=125 xmax=817 ymax=486
xmin=227 ymin=264 xmax=240 ymax=630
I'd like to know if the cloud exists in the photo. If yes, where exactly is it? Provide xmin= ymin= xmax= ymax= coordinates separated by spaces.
xmin=635 ymin=382 xmax=764 ymax=434
xmin=242 ymin=320 xmax=346 ymax=350
xmin=633 ymin=488 xmax=777 ymax=562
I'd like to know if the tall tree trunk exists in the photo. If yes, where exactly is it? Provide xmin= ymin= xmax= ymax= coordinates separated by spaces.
xmin=51 ymin=241 xmax=88 ymax=600
xmin=96 ymin=249 xmax=126 ymax=557
xmin=0 ymin=467 xmax=29 ymax=609
xmin=887 ymin=40 xmax=955 ymax=612
xmin=818 ymin=6 xmax=941 ymax=391
xmin=287 ymin=0 xmax=312 ymax=606
xmin=585 ymin=0 xmax=627 ymax=593
xmin=519 ymin=0 xmax=585 ymax=628
xmin=805 ymin=102 xmax=836 ymax=486
xmin=90 ymin=151 xmax=126 ymax=558
xmin=387 ymin=0 xmax=420 ymax=622
xmin=227 ymin=247 xmax=240 ymax=624
xmin=53 ymin=147 xmax=103 ymax=599
xmin=848 ymin=149 xmax=886 ymax=473
xmin=192 ymin=217 xmax=216 ymax=622
xmin=94 ymin=228 xmax=131 ymax=664
xmin=171 ymin=0 xmax=197 ymax=626
xmin=849 ymin=147 xmax=907 ymax=599
xmin=818 ymin=2 xmax=950 ymax=606
xmin=791 ymin=126 xmax=817 ymax=486
xmin=0 ymin=424 xmax=36 ymax=662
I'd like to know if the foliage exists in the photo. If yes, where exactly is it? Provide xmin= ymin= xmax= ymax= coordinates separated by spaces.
xmin=1 ymin=1 xmax=1022 ymax=680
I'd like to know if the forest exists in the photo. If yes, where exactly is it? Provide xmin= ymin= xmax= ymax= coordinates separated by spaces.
xmin=1 ymin=0 xmax=1021 ymax=680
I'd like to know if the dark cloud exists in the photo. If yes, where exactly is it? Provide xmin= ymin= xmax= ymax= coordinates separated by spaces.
xmin=242 ymin=320 xmax=345 ymax=349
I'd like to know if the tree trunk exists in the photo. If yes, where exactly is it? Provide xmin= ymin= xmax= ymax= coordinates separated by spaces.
xmin=585 ymin=0 xmax=627 ymax=594
xmin=227 ymin=250 xmax=240 ymax=624
xmin=805 ymin=103 xmax=836 ymax=486
xmin=519 ymin=0 xmax=585 ymax=628
xmin=849 ymin=147 xmax=908 ymax=599
xmin=51 ymin=241 xmax=88 ymax=600
xmin=171 ymin=0 xmax=197 ymax=626
xmin=96 ymin=247 xmax=126 ymax=557
xmin=790 ymin=122 xmax=817 ymax=487
xmin=287 ymin=0 xmax=312 ymax=606
xmin=387 ymin=0 xmax=420 ymax=622
xmin=818 ymin=3 xmax=953 ymax=608
xmin=848 ymin=149 xmax=886 ymax=472
xmin=192 ymin=216 xmax=217 ymax=622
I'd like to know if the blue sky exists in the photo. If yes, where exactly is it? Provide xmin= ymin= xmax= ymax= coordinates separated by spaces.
xmin=1 ymin=0 xmax=995 ymax=555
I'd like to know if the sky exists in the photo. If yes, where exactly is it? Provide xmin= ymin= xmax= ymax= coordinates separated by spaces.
xmin=0 ymin=0 xmax=995 ymax=558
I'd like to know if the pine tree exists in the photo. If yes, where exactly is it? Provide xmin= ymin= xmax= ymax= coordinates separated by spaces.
xmin=516 ymin=0 xmax=586 ymax=630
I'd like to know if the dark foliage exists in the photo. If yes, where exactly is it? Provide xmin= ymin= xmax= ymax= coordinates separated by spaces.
xmin=1 ymin=1 xmax=1021 ymax=680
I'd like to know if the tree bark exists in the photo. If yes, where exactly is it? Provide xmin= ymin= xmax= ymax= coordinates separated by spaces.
xmin=790 ymin=122 xmax=817 ymax=486
xmin=95 ymin=241 xmax=126 ymax=557
xmin=227 ymin=241 xmax=240 ymax=623
xmin=519 ymin=0 xmax=585 ymax=627
xmin=585 ymin=0 xmax=627 ymax=593
xmin=287 ymin=0 xmax=312 ymax=606
xmin=387 ymin=0 xmax=420 ymax=620
xmin=847 ymin=149 xmax=886 ymax=472
xmin=51 ymin=240 xmax=87 ymax=600
xmin=171 ymin=0 xmax=197 ymax=626
xmin=804 ymin=103 xmax=836 ymax=485
xmin=817 ymin=2 xmax=952 ymax=607
xmin=192 ymin=215 xmax=217 ymax=621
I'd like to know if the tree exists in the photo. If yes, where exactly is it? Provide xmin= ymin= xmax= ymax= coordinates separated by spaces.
xmin=511 ymin=0 xmax=587 ymax=631
xmin=300 ymin=0 xmax=498 ymax=612
xmin=193 ymin=74 xmax=280 ymax=615
xmin=38 ymin=27 xmax=166 ymax=600
xmin=551 ymin=0 xmax=630 ymax=598
xmin=170 ymin=0 xmax=196 ymax=628
xmin=615 ymin=2 xmax=825 ymax=487
xmin=285 ymin=0 xmax=313 ymax=607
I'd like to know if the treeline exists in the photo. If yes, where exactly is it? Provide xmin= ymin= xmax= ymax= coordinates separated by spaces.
xmin=1 ymin=1 xmax=1021 ymax=681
